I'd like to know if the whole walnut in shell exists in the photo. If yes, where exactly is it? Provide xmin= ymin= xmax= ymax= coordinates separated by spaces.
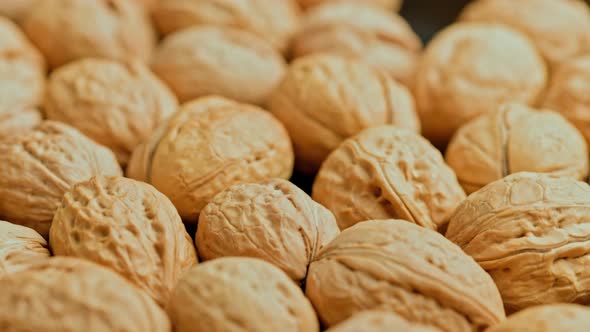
xmin=298 ymin=0 xmax=403 ymax=11
xmin=446 ymin=103 xmax=589 ymax=194
xmin=168 ymin=257 xmax=319 ymax=332
xmin=0 ymin=220 xmax=49 ymax=278
xmin=487 ymin=304 xmax=590 ymax=332
xmin=0 ymin=108 xmax=42 ymax=140
xmin=196 ymin=178 xmax=339 ymax=281
xmin=312 ymin=125 xmax=465 ymax=231
xmin=327 ymin=311 xmax=441 ymax=332
xmin=0 ymin=257 xmax=171 ymax=332
xmin=306 ymin=220 xmax=505 ymax=331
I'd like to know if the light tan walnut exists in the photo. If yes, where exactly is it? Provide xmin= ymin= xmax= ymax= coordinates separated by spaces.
xmin=446 ymin=172 xmax=590 ymax=312
xmin=487 ymin=304 xmax=590 ymax=332
xmin=0 ymin=220 xmax=49 ymax=278
xmin=0 ymin=257 xmax=171 ymax=332
xmin=0 ymin=108 xmax=42 ymax=140
xmin=196 ymin=178 xmax=339 ymax=281
xmin=127 ymin=96 xmax=294 ymax=220
xmin=0 ymin=0 xmax=40 ymax=22
xmin=298 ymin=0 xmax=403 ymax=11
xmin=306 ymin=220 xmax=505 ymax=330
xmin=45 ymin=58 xmax=178 ymax=165
xmin=327 ymin=311 xmax=442 ymax=332
xmin=168 ymin=257 xmax=319 ymax=332
xmin=0 ymin=121 xmax=122 ymax=238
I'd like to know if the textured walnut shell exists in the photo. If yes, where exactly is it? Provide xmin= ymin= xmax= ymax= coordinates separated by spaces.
xmin=0 ymin=0 xmax=39 ymax=21
xmin=269 ymin=55 xmax=419 ymax=173
xmin=169 ymin=257 xmax=319 ymax=332
xmin=446 ymin=172 xmax=590 ymax=311
xmin=326 ymin=311 xmax=441 ymax=332
xmin=0 ymin=121 xmax=122 ymax=238
xmin=312 ymin=125 xmax=464 ymax=231
xmin=446 ymin=103 xmax=589 ymax=194
xmin=0 ymin=108 xmax=42 ymax=140
xmin=127 ymin=96 xmax=294 ymax=220
xmin=298 ymin=0 xmax=403 ymax=11
xmin=413 ymin=23 xmax=547 ymax=146
xmin=306 ymin=220 xmax=505 ymax=330
xmin=0 ymin=257 xmax=171 ymax=332
xmin=196 ymin=178 xmax=339 ymax=281
xmin=45 ymin=58 xmax=178 ymax=165
xmin=0 ymin=220 xmax=49 ymax=278
xmin=487 ymin=304 xmax=590 ymax=332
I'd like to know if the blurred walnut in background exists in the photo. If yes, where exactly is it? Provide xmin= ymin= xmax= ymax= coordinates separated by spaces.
xmin=327 ymin=311 xmax=441 ymax=332
xmin=0 ymin=108 xmax=42 ymax=140
xmin=487 ymin=304 xmax=590 ymax=332
xmin=0 ymin=221 xmax=49 ymax=278
xmin=0 ymin=0 xmax=39 ymax=22
xmin=298 ymin=0 xmax=403 ymax=11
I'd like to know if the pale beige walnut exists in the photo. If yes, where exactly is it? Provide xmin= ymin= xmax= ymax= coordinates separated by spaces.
xmin=0 ymin=121 xmax=122 ymax=238
xmin=0 ymin=220 xmax=49 ymax=278
xmin=298 ymin=0 xmax=403 ymax=11
xmin=196 ymin=178 xmax=339 ymax=281
xmin=269 ymin=55 xmax=419 ymax=173
xmin=0 ymin=257 xmax=171 ymax=332
xmin=446 ymin=172 xmax=590 ymax=312
xmin=45 ymin=58 xmax=178 ymax=165
xmin=127 ymin=96 xmax=294 ymax=220
xmin=0 ymin=108 xmax=42 ymax=140
xmin=327 ymin=311 xmax=442 ymax=332
xmin=312 ymin=125 xmax=465 ymax=231
xmin=169 ymin=257 xmax=319 ymax=332
xmin=0 ymin=0 xmax=40 ymax=22
xmin=413 ymin=23 xmax=547 ymax=147
xmin=23 ymin=0 xmax=155 ymax=69
xmin=292 ymin=2 xmax=421 ymax=85
xmin=152 ymin=26 xmax=286 ymax=105
xmin=306 ymin=220 xmax=505 ymax=330
xmin=446 ymin=103 xmax=589 ymax=194
xmin=487 ymin=304 xmax=590 ymax=332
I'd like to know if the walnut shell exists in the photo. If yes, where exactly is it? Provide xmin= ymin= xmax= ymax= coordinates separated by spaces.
xmin=306 ymin=220 xmax=505 ymax=330
xmin=0 ymin=0 xmax=40 ymax=21
xmin=327 ymin=311 xmax=442 ymax=332
xmin=298 ymin=0 xmax=403 ymax=11
xmin=487 ymin=304 xmax=590 ymax=332
xmin=45 ymin=58 xmax=178 ymax=165
xmin=312 ymin=125 xmax=465 ymax=231
xmin=0 ymin=108 xmax=42 ymax=140
xmin=168 ymin=257 xmax=319 ymax=332
xmin=446 ymin=172 xmax=590 ymax=311
xmin=196 ymin=178 xmax=339 ymax=281
xmin=0 ymin=257 xmax=171 ymax=332
xmin=0 ymin=220 xmax=49 ymax=278
xmin=0 ymin=121 xmax=122 ymax=238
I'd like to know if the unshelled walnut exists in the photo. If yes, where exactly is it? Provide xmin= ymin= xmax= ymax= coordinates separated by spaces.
xmin=306 ymin=220 xmax=505 ymax=331
xmin=487 ymin=304 xmax=590 ymax=332
xmin=0 ymin=0 xmax=39 ymax=21
xmin=312 ymin=125 xmax=464 ymax=231
xmin=269 ymin=55 xmax=419 ymax=173
xmin=0 ymin=121 xmax=122 ymax=238
xmin=168 ymin=257 xmax=319 ymax=332
xmin=45 ymin=58 xmax=178 ymax=165
xmin=446 ymin=172 xmax=590 ymax=311
xmin=446 ymin=103 xmax=589 ymax=194
xmin=298 ymin=0 xmax=403 ymax=11
xmin=0 ymin=220 xmax=49 ymax=278
xmin=196 ymin=178 xmax=339 ymax=281
xmin=326 ymin=311 xmax=441 ymax=332
xmin=0 ymin=108 xmax=42 ymax=140
xmin=127 ymin=96 xmax=294 ymax=220
xmin=0 ymin=257 xmax=171 ymax=332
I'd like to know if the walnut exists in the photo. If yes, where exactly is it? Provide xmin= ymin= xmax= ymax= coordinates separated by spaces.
xmin=327 ymin=311 xmax=442 ymax=332
xmin=306 ymin=220 xmax=505 ymax=331
xmin=487 ymin=304 xmax=590 ymax=332
xmin=0 ymin=108 xmax=42 ymax=140
xmin=0 ymin=220 xmax=49 ymax=278
xmin=298 ymin=0 xmax=403 ymax=11
xmin=0 ymin=0 xmax=39 ymax=22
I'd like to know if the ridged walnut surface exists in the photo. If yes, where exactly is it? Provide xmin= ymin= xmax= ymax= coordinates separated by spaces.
xmin=0 ymin=220 xmax=49 ymax=278
xmin=326 ymin=311 xmax=441 ymax=332
xmin=446 ymin=172 xmax=590 ymax=311
xmin=487 ymin=304 xmax=590 ymax=332
xmin=312 ymin=126 xmax=464 ymax=231
xmin=298 ymin=0 xmax=402 ymax=11
xmin=269 ymin=55 xmax=419 ymax=173
xmin=45 ymin=58 xmax=178 ymax=165
xmin=196 ymin=178 xmax=339 ymax=281
xmin=306 ymin=220 xmax=505 ymax=331
xmin=0 ymin=108 xmax=42 ymax=140
xmin=0 ymin=257 xmax=171 ymax=332
xmin=446 ymin=103 xmax=589 ymax=194
xmin=0 ymin=121 xmax=122 ymax=238
xmin=169 ymin=257 xmax=319 ymax=332
xmin=50 ymin=176 xmax=198 ymax=306
xmin=0 ymin=0 xmax=39 ymax=21
xmin=127 ymin=96 xmax=294 ymax=220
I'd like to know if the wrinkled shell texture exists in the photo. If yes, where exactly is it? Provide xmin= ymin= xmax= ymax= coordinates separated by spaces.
xmin=312 ymin=126 xmax=465 ymax=231
xmin=487 ymin=304 xmax=590 ymax=332
xmin=269 ymin=55 xmax=419 ymax=173
xmin=0 ymin=0 xmax=40 ymax=21
xmin=446 ymin=103 xmax=589 ymax=194
xmin=0 ymin=257 xmax=170 ymax=332
xmin=0 ymin=122 xmax=122 ymax=238
xmin=306 ymin=220 xmax=505 ymax=331
xmin=45 ymin=58 xmax=178 ymax=165
xmin=414 ymin=23 xmax=547 ymax=146
xmin=0 ymin=108 xmax=42 ymax=140
xmin=197 ymin=178 xmax=339 ymax=281
xmin=0 ymin=220 xmax=49 ymax=278
xmin=152 ymin=26 xmax=286 ymax=105
xmin=169 ymin=257 xmax=319 ymax=332
xmin=50 ymin=176 xmax=197 ymax=306
xmin=298 ymin=0 xmax=403 ymax=11
xmin=446 ymin=172 xmax=590 ymax=311
xmin=23 ymin=0 xmax=155 ymax=69
xmin=327 ymin=311 xmax=441 ymax=332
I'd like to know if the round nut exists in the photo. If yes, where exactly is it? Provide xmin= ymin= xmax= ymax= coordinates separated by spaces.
xmin=45 ymin=58 xmax=178 ymax=165
xmin=446 ymin=103 xmax=589 ymax=194
xmin=23 ymin=0 xmax=155 ymax=69
xmin=269 ymin=55 xmax=419 ymax=173
xmin=0 ymin=257 xmax=171 ymax=331
xmin=0 ymin=0 xmax=39 ymax=21
xmin=413 ymin=23 xmax=547 ymax=146
xmin=0 ymin=220 xmax=49 ymax=278
xmin=298 ymin=0 xmax=403 ymax=11
xmin=127 ymin=96 xmax=294 ymax=220
xmin=0 ymin=121 xmax=122 ymax=238
xmin=326 ymin=311 xmax=442 ymax=332
xmin=487 ymin=304 xmax=590 ymax=332
xmin=0 ymin=108 xmax=42 ymax=140
xmin=196 ymin=178 xmax=339 ymax=281
xmin=306 ymin=220 xmax=505 ymax=330
xmin=169 ymin=257 xmax=319 ymax=332
xmin=312 ymin=125 xmax=465 ymax=231
xmin=446 ymin=172 xmax=590 ymax=311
